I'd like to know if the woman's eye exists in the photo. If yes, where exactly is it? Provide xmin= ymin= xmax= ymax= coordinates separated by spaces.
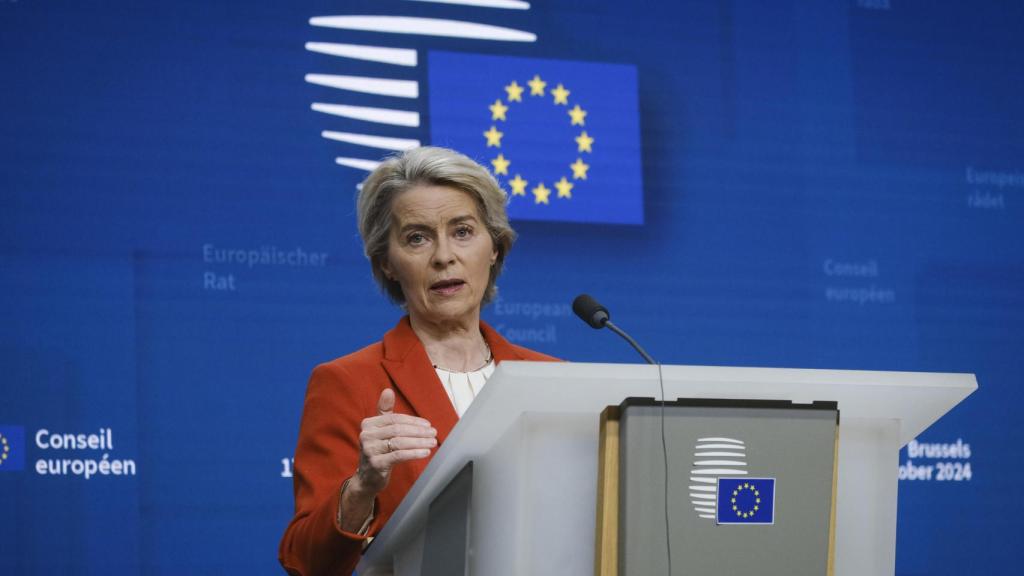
xmin=407 ymin=233 xmax=426 ymax=245
xmin=455 ymin=226 xmax=472 ymax=238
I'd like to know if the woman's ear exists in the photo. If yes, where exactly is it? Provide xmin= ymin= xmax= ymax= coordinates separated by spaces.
xmin=379 ymin=258 xmax=394 ymax=281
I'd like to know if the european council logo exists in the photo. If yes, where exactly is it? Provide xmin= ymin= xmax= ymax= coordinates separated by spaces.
xmin=0 ymin=425 xmax=26 ymax=472
xmin=689 ymin=436 xmax=750 ymax=520
xmin=716 ymin=478 xmax=776 ymax=525
xmin=428 ymin=51 xmax=643 ymax=225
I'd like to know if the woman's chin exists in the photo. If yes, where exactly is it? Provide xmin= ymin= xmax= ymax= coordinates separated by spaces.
xmin=413 ymin=297 xmax=480 ymax=324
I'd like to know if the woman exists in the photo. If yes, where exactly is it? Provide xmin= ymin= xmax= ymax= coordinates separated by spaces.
xmin=278 ymin=147 xmax=556 ymax=576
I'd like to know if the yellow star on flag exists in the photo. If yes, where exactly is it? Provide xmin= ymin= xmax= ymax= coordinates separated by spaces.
xmin=568 ymin=104 xmax=587 ymax=126
xmin=555 ymin=176 xmax=574 ymax=198
xmin=528 ymin=74 xmax=547 ymax=96
xmin=504 ymin=81 xmax=524 ymax=102
xmin=575 ymin=131 xmax=594 ymax=153
xmin=491 ymin=153 xmax=510 ymax=175
xmin=483 ymin=125 xmax=504 ymax=148
xmin=532 ymin=182 xmax=551 ymax=204
xmin=508 ymin=174 xmax=528 ymax=196
xmin=551 ymin=83 xmax=570 ymax=105
xmin=570 ymin=158 xmax=590 ymax=180
xmin=489 ymin=99 xmax=509 ymax=121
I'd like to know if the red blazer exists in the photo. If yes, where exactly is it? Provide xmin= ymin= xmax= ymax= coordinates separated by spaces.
xmin=279 ymin=317 xmax=558 ymax=576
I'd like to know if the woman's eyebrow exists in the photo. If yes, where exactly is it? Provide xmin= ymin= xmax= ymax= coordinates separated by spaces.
xmin=397 ymin=214 xmax=478 ymax=232
xmin=396 ymin=221 xmax=433 ymax=234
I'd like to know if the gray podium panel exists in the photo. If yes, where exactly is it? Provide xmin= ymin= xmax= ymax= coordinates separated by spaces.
xmin=619 ymin=399 xmax=838 ymax=576
xmin=421 ymin=462 xmax=474 ymax=576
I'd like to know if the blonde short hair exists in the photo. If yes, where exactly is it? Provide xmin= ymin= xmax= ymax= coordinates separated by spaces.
xmin=357 ymin=146 xmax=516 ymax=305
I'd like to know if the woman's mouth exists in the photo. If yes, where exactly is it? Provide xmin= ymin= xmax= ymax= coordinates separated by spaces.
xmin=430 ymin=278 xmax=465 ymax=295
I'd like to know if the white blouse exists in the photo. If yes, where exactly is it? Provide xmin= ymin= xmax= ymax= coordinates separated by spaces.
xmin=435 ymin=360 xmax=496 ymax=417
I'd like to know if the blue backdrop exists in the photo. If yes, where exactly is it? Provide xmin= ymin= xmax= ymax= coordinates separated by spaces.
xmin=2 ymin=0 xmax=1021 ymax=574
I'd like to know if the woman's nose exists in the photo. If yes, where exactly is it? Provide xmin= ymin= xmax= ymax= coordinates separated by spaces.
xmin=432 ymin=237 xmax=456 ymax=267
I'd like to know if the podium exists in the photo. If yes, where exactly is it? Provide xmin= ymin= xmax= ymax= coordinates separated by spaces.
xmin=357 ymin=362 xmax=976 ymax=576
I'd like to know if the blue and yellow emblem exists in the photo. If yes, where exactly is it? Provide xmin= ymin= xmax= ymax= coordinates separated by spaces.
xmin=0 ymin=425 xmax=26 ymax=472
xmin=428 ymin=52 xmax=643 ymax=224
xmin=716 ymin=477 xmax=776 ymax=525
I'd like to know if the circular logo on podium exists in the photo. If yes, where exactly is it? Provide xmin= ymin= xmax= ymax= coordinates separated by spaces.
xmin=688 ymin=436 xmax=748 ymax=520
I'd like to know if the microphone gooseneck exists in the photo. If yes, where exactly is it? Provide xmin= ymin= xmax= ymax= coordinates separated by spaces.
xmin=604 ymin=321 xmax=657 ymax=365
xmin=572 ymin=294 xmax=655 ymax=364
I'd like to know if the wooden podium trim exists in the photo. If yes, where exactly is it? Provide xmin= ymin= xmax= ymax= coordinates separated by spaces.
xmin=827 ymin=423 xmax=840 ymax=576
xmin=594 ymin=406 xmax=620 ymax=576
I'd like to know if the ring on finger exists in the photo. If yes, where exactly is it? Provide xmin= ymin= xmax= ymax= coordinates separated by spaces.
xmin=386 ymin=438 xmax=393 ymax=453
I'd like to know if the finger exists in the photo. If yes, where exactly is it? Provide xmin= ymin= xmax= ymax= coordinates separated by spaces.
xmin=364 ymin=423 xmax=438 ymax=440
xmin=389 ymin=448 xmax=434 ymax=463
xmin=369 ymin=449 xmax=432 ymax=470
xmin=377 ymin=388 xmax=395 ymax=415
xmin=359 ymin=425 xmax=436 ymax=457
xmin=365 ymin=413 xmax=433 ymax=429
xmin=383 ymin=436 xmax=438 ymax=453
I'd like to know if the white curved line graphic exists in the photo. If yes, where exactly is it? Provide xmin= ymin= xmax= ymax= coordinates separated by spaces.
xmin=690 ymin=469 xmax=748 ymax=476
xmin=305 ymin=42 xmax=417 ymax=67
xmin=322 ymin=131 xmax=420 ymax=151
xmin=690 ymin=493 xmax=716 ymax=500
xmin=311 ymin=103 xmax=420 ymax=127
xmin=693 ymin=507 xmax=717 ymax=514
xmin=696 ymin=443 xmax=748 ymax=450
xmin=693 ymin=460 xmax=747 ymax=467
xmin=688 ymin=485 xmax=717 ymax=492
xmin=694 ymin=451 xmax=746 ymax=458
xmin=697 ymin=437 xmax=745 ymax=444
xmin=305 ymin=74 xmax=419 ymax=98
xmin=309 ymin=16 xmax=537 ymax=42
xmin=403 ymin=0 xmax=530 ymax=9
xmin=335 ymin=157 xmax=381 ymax=171
xmin=699 ymin=514 xmax=715 ymax=519
xmin=689 ymin=477 xmax=717 ymax=484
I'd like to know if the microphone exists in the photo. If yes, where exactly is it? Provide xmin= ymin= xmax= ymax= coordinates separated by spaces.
xmin=572 ymin=294 xmax=656 ymax=364
xmin=572 ymin=293 xmax=609 ymax=329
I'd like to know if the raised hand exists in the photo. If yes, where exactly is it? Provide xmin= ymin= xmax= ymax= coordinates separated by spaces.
xmin=339 ymin=388 xmax=437 ymax=532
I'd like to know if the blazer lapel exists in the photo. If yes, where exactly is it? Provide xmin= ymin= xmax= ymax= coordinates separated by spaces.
xmin=380 ymin=317 xmax=528 ymax=443
xmin=380 ymin=317 xmax=459 ymax=443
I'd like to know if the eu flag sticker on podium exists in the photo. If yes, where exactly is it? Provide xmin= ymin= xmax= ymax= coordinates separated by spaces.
xmin=716 ymin=478 xmax=776 ymax=525
xmin=428 ymin=52 xmax=643 ymax=225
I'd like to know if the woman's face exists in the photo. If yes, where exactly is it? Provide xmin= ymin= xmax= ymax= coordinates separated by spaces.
xmin=382 ymin=184 xmax=498 ymax=327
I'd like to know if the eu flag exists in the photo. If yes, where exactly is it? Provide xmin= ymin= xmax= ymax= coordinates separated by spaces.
xmin=0 ymin=425 xmax=26 ymax=472
xmin=428 ymin=51 xmax=644 ymax=225
xmin=716 ymin=477 xmax=776 ymax=525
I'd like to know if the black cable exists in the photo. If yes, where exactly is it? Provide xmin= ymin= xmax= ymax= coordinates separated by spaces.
xmin=607 ymin=318 xmax=668 ymax=573
xmin=657 ymin=361 xmax=672 ymax=576
xmin=570 ymin=296 xmax=670 ymax=572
